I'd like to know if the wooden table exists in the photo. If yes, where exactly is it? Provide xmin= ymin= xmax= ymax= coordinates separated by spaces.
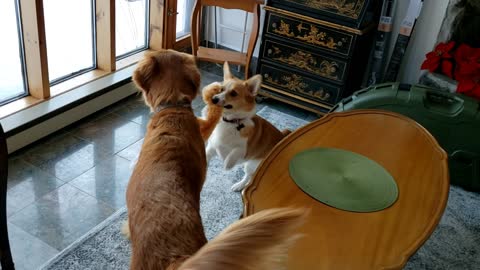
xmin=242 ymin=110 xmax=449 ymax=270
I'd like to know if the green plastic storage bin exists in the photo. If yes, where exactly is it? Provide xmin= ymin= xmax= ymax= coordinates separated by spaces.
xmin=331 ymin=83 xmax=480 ymax=192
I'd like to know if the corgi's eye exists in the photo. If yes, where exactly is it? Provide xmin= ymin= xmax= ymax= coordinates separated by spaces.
xmin=230 ymin=90 xmax=238 ymax=97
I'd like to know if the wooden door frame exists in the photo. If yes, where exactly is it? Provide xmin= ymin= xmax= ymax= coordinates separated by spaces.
xmin=163 ymin=0 xmax=176 ymax=49
xmin=164 ymin=0 xmax=193 ymax=50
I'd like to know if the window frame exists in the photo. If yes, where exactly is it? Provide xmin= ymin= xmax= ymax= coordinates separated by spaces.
xmin=164 ymin=0 xmax=192 ymax=50
xmin=0 ymin=0 xmax=173 ymax=118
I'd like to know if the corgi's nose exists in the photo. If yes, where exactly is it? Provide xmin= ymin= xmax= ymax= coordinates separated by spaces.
xmin=212 ymin=96 xmax=219 ymax=104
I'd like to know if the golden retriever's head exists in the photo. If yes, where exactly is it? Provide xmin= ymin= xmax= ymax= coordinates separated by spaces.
xmin=211 ymin=62 xmax=262 ymax=118
xmin=132 ymin=49 xmax=201 ymax=111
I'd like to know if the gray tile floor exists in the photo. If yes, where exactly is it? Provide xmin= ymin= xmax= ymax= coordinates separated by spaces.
xmin=6 ymin=66 xmax=317 ymax=270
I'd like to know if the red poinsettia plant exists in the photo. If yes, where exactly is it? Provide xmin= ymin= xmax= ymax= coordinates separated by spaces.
xmin=421 ymin=41 xmax=480 ymax=99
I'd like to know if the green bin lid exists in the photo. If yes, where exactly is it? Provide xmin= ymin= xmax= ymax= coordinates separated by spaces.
xmin=289 ymin=148 xmax=398 ymax=212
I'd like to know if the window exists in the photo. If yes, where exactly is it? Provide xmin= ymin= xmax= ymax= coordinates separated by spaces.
xmin=0 ymin=0 xmax=163 ymax=112
xmin=176 ymin=0 xmax=194 ymax=39
xmin=0 ymin=0 xmax=28 ymax=105
xmin=43 ymin=0 xmax=96 ymax=84
xmin=116 ymin=0 xmax=149 ymax=58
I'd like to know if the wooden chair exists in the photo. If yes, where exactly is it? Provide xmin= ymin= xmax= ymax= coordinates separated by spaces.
xmin=190 ymin=0 xmax=264 ymax=79
xmin=0 ymin=124 xmax=13 ymax=270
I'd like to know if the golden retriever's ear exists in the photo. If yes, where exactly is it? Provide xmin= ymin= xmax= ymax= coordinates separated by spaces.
xmin=132 ymin=54 xmax=158 ymax=92
xmin=188 ymin=68 xmax=201 ymax=93
xmin=223 ymin=62 xmax=233 ymax=80
xmin=180 ymin=54 xmax=201 ymax=94
xmin=246 ymin=74 xmax=262 ymax=96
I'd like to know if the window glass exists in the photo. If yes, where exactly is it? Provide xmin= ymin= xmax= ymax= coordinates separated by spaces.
xmin=43 ymin=0 xmax=95 ymax=83
xmin=116 ymin=0 xmax=148 ymax=58
xmin=176 ymin=0 xmax=194 ymax=39
xmin=0 ymin=0 xmax=28 ymax=104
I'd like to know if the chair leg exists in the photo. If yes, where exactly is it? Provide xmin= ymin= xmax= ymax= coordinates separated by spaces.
xmin=190 ymin=0 xmax=202 ymax=56
xmin=0 ymin=184 xmax=14 ymax=270
xmin=245 ymin=4 xmax=261 ymax=79
xmin=0 ymin=228 xmax=15 ymax=270
xmin=245 ymin=61 xmax=250 ymax=79
xmin=0 ymin=123 xmax=14 ymax=270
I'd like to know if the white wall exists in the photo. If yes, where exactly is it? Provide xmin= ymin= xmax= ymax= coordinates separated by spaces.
xmin=205 ymin=0 xmax=449 ymax=84
xmin=204 ymin=6 xmax=265 ymax=57
xmin=392 ymin=0 xmax=450 ymax=84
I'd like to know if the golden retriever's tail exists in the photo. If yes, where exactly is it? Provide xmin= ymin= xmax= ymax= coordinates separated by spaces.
xmin=198 ymin=82 xmax=223 ymax=141
xmin=178 ymin=208 xmax=308 ymax=270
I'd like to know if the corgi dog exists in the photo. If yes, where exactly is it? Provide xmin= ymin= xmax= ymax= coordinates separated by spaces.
xmin=206 ymin=62 xmax=291 ymax=192
xmin=125 ymin=50 xmax=307 ymax=270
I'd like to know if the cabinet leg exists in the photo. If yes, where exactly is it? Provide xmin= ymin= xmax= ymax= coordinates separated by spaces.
xmin=255 ymin=96 xmax=268 ymax=104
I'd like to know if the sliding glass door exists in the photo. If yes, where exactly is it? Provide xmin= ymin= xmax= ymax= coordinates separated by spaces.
xmin=176 ymin=0 xmax=194 ymax=39
xmin=165 ymin=0 xmax=195 ymax=49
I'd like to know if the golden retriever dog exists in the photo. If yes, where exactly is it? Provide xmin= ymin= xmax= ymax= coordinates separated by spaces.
xmin=125 ymin=49 xmax=307 ymax=270
xmin=206 ymin=62 xmax=291 ymax=192
xmin=126 ymin=61 xmax=221 ymax=170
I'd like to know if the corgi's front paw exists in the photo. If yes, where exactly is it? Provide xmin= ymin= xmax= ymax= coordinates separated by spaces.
xmin=224 ymin=159 xmax=236 ymax=170
xmin=224 ymin=149 xmax=243 ymax=170
xmin=231 ymin=181 xmax=246 ymax=192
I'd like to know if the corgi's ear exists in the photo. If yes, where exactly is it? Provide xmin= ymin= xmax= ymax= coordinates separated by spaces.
xmin=132 ymin=54 xmax=158 ymax=92
xmin=223 ymin=62 xmax=233 ymax=80
xmin=246 ymin=75 xmax=262 ymax=96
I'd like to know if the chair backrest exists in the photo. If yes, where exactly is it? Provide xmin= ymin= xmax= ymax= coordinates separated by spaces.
xmin=190 ymin=0 xmax=264 ymax=78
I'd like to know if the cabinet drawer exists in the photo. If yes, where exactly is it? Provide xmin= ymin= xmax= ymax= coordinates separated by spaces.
xmin=263 ymin=39 xmax=347 ymax=83
xmin=259 ymin=88 xmax=331 ymax=114
xmin=260 ymin=64 xmax=341 ymax=106
xmin=266 ymin=11 xmax=354 ymax=56
xmin=269 ymin=0 xmax=370 ymax=28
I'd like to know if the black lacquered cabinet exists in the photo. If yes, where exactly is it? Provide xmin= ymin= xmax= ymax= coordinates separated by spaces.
xmin=257 ymin=0 xmax=380 ymax=114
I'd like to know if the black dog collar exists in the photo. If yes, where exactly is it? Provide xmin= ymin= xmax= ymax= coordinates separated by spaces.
xmin=222 ymin=117 xmax=246 ymax=131
xmin=152 ymin=102 xmax=192 ymax=115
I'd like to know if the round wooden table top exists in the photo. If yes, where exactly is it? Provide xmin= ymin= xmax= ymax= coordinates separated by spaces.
xmin=242 ymin=110 xmax=449 ymax=270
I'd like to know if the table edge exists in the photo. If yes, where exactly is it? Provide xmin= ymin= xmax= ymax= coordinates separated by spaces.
xmin=242 ymin=109 xmax=450 ymax=269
